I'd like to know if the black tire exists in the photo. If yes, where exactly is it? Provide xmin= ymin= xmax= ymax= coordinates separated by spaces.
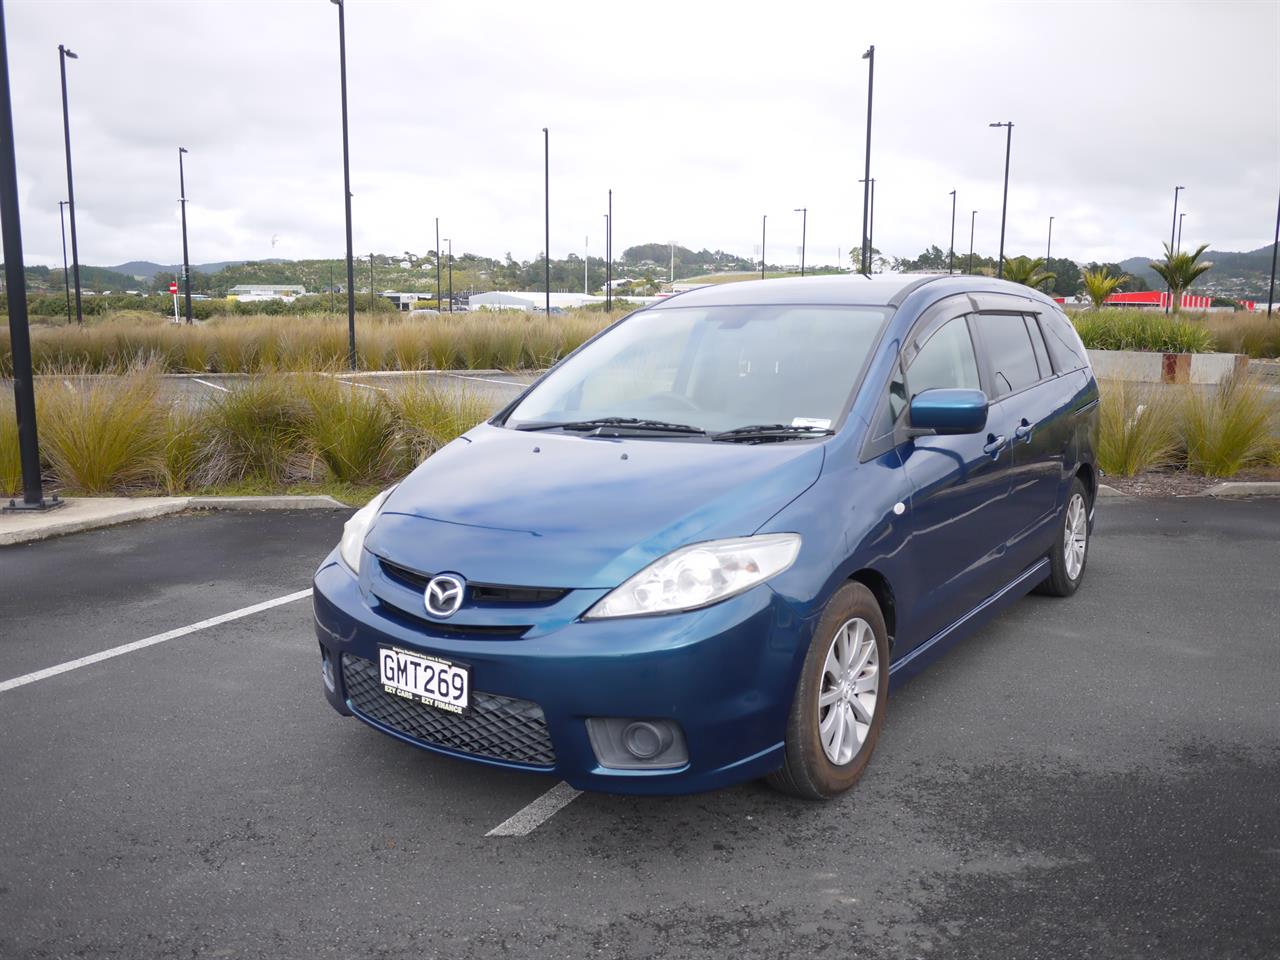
xmin=767 ymin=582 xmax=890 ymax=800
xmin=1036 ymin=476 xmax=1090 ymax=598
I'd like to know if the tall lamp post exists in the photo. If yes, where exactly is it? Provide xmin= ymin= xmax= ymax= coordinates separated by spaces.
xmin=584 ymin=235 xmax=589 ymax=295
xmin=330 ymin=0 xmax=356 ymax=370
xmin=860 ymin=44 xmax=874 ymax=275
xmin=948 ymin=190 xmax=956 ymax=274
xmin=1166 ymin=185 xmax=1185 ymax=313
xmin=3 ymin=1 xmax=59 ymax=511
xmin=442 ymin=238 xmax=453 ymax=312
xmin=1046 ymin=215 xmax=1054 ymax=263
xmin=542 ymin=127 xmax=550 ymax=315
xmin=58 ymin=43 xmax=82 ymax=324
xmin=760 ymin=214 xmax=767 ymax=280
xmin=606 ymin=189 xmax=612 ymax=310
xmin=989 ymin=121 xmax=1013 ymax=278
xmin=668 ymin=240 xmax=676 ymax=283
xmin=177 ymin=147 xmax=192 ymax=323
xmin=859 ymin=178 xmax=876 ymax=269
xmin=58 ymin=200 xmax=71 ymax=323
xmin=435 ymin=217 xmax=441 ymax=312
xmin=968 ymin=210 xmax=977 ymax=274
xmin=1177 ymin=212 xmax=1185 ymax=253
xmin=794 ymin=207 xmax=807 ymax=276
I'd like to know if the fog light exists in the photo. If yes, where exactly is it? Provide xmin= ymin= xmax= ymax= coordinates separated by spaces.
xmin=623 ymin=721 xmax=672 ymax=760
xmin=320 ymin=648 xmax=336 ymax=693
xmin=586 ymin=717 xmax=688 ymax=770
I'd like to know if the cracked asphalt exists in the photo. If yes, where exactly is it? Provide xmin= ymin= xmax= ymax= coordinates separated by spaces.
xmin=0 ymin=496 xmax=1277 ymax=959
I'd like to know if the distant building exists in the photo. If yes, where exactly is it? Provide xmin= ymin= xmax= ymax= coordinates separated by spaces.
xmin=468 ymin=291 xmax=666 ymax=311
xmin=227 ymin=284 xmax=306 ymax=303
xmin=382 ymin=292 xmax=427 ymax=312
xmin=1104 ymin=291 xmax=1256 ymax=312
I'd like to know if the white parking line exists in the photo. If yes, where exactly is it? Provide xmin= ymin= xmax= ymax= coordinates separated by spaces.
xmin=446 ymin=373 xmax=526 ymax=387
xmin=335 ymin=378 xmax=389 ymax=393
xmin=0 ymin=589 xmax=313 ymax=694
xmin=191 ymin=377 xmax=231 ymax=393
xmin=485 ymin=781 xmax=583 ymax=837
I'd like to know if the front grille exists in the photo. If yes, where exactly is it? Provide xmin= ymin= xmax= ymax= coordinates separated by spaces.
xmin=377 ymin=558 xmax=569 ymax=606
xmin=342 ymin=654 xmax=556 ymax=767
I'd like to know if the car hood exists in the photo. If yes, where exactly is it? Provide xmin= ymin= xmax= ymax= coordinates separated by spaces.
xmin=366 ymin=423 xmax=825 ymax=589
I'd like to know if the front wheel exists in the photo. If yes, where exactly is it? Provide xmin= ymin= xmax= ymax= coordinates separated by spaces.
xmin=767 ymin=582 xmax=889 ymax=800
xmin=1037 ymin=477 xmax=1090 ymax=597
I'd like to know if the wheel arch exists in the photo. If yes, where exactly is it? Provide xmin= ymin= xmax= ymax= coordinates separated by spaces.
xmin=848 ymin=568 xmax=896 ymax=648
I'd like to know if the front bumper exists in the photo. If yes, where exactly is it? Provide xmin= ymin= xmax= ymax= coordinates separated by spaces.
xmin=312 ymin=552 xmax=808 ymax=795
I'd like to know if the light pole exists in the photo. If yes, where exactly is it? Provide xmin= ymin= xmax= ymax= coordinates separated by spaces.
xmin=58 ymin=43 xmax=82 ymax=324
xmin=330 ymin=0 xmax=356 ymax=370
xmin=989 ymin=121 xmax=1013 ymax=278
xmin=968 ymin=210 xmax=976 ymax=274
xmin=948 ymin=190 xmax=956 ymax=274
xmin=607 ymin=189 xmax=612 ymax=310
xmin=178 ymin=146 xmax=192 ymax=323
xmin=1167 ymin=185 xmax=1184 ymax=313
xmin=1046 ymin=215 xmax=1054 ymax=263
xmin=760 ymin=214 xmax=767 ymax=280
xmin=368 ymin=252 xmax=375 ymax=313
xmin=794 ymin=208 xmax=807 ymax=276
xmin=442 ymin=238 xmax=453 ymax=312
xmin=584 ymin=235 xmax=589 ymax=294
xmin=542 ymin=127 xmax=550 ymax=315
xmin=668 ymin=240 xmax=676 ymax=283
xmin=58 ymin=200 xmax=71 ymax=323
xmin=860 ymin=44 xmax=874 ymax=275
xmin=435 ymin=217 xmax=441 ymax=311
xmin=1177 ymin=212 xmax=1185 ymax=253
xmin=859 ymin=178 xmax=876 ymax=269
xmin=4 ymin=1 xmax=58 ymax=511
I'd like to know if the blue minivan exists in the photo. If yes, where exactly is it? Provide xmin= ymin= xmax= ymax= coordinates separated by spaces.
xmin=313 ymin=274 xmax=1099 ymax=798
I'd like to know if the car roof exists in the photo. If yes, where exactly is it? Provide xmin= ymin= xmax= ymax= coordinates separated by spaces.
xmin=649 ymin=273 xmax=1061 ymax=312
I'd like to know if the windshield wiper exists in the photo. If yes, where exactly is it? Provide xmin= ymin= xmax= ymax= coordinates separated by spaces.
xmin=711 ymin=423 xmax=835 ymax=443
xmin=515 ymin=417 xmax=706 ymax=435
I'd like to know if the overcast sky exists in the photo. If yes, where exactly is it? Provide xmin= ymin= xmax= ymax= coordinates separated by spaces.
xmin=4 ymin=0 xmax=1278 ymax=271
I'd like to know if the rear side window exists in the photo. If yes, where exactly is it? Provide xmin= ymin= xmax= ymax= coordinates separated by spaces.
xmin=1025 ymin=315 xmax=1052 ymax=377
xmin=1040 ymin=310 xmax=1088 ymax=373
xmin=906 ymin=316 xmax=980 ymax=399
xmin=974 ymin=313 xmax=1040 ymax=397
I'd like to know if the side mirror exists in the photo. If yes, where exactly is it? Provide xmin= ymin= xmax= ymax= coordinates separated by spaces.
xmin=908 ymin=388 xmax=988 ymax=436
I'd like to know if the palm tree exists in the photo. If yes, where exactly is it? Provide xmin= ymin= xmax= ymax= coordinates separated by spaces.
xmin=1149 ymin=242 xmax=1213 ymax=313
xmin=1002 ymin=255 xmax=1056 ymax=291
xmin=1081 ymin=266 xmax=1129 ymax=310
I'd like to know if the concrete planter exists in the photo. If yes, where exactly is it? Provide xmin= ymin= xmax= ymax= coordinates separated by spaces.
xmin=1086 ymin=349 xmax=1248 ymax=385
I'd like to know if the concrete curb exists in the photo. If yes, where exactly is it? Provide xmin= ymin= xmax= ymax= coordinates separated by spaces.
xmin=1200 ymin=482 xmax=1280 ymax=498
xmin=1097 ymin=483 xmax=1129 ymax=498
xmin=0 ymin=497 xmax=191 ymax=547
xmin=187 ymin=495 xmax=350 ymax=510
xmin=1 ymin=494 xmax=352 ymax=547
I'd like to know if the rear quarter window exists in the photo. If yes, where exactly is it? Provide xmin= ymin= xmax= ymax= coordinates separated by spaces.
xmin=1040 ymin=310 xmax=1088 ymax=373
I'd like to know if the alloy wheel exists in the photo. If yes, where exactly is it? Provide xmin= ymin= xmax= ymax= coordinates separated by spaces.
xmin=817 ymin=617 xmax=879 ymax=765
xmin=1064 ymin=492 xmax=1087 ymax=581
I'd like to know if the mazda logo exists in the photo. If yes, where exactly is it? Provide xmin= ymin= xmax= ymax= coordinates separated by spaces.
xmin=424 ymin=574 xmax=465 ymax=618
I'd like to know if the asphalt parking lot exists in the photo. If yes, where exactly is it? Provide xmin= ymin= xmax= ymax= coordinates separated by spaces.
xmin=1 ymin=497 xmax=1277 ymax=959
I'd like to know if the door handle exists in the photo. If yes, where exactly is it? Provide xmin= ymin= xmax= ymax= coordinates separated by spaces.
xmin=983 ymin=434 xmax=1007 ymax=457
xmin=1014 ymin=418 xmax=1034 ymax=442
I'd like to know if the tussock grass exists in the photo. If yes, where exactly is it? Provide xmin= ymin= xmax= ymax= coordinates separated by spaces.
xmin=2 ymin=309 xmax=616 ymax=376
xmin=1072 ymin=309 xmax=1215 ymax=354
xmin=1201 ymin=313 xmax=1280 ymax=359
xmin=1 ymin=395 xmax=21 ymax=497
xmin=298 ymin=377 xmax=400 ymax=486
xmin=199 ymin=376 xmax=309 ymax=485
xmin=1180 ymin=372 xmax=1277 ymax=478
xmin=1096 ymin=380 xmax=1183 ymax=477
xmin=35 ymin=367 xmax=165 ymax=494
xmin=390 ymin=384 xmax=496 ymax=467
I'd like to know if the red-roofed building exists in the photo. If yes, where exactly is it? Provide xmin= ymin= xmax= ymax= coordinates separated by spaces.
xmin=1104 ymin=291 xmax=1256 ymax=311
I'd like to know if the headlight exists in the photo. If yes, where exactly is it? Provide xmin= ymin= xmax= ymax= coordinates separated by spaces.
xmin=338 ymin=486 xmax=396 ymax=572
xmin=584 ymin=533 xmax=801 ymax=619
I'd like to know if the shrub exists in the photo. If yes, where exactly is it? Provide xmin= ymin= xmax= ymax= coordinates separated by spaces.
xmin=200 ymin=375 xmax=309 ymax=485
xmin=1201 ymin=313 xmax=1280 ymax=359
xmin=1 ymin=395 xmax=21 ymax=497
xmin=1072 ymin=309 xmax=1215 ymax=354
xmin=1096 ymin=380 xmax=1182 ymax=477
xmin=297 ymin=376 xmax=400 ymax=485
xmin=36 ymin=368 xmax=166 ymax=493
xmin=157 ymin=406 xmax=210 ymax=495
xmin=1180 ymin=373 xmax=1276 ymax=478
xmin=390 ymin=384 xmax=494 ymax=469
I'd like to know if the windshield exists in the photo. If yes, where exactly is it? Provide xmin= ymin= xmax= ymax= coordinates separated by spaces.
xmin=503 ymin=304 xmax=890 ymax=435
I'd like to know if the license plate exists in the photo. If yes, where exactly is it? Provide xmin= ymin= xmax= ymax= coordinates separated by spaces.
xmin=377 ymin=645 xmax=470 ymax=715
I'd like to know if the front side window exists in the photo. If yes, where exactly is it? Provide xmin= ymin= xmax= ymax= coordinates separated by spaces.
xmin=1040 ymin=309 xmax=1088 ymax=373
xmin=906 ymin=316 xmax=981 ymax=399
xmin=973 ymin=313 xmax=1040 ymax=397
xmin=504 ymin=305 xmax=890 ymax=435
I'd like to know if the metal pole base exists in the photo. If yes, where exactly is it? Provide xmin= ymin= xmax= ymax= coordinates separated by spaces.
xmin=3 ymin=493 xmax=66 ymax=513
